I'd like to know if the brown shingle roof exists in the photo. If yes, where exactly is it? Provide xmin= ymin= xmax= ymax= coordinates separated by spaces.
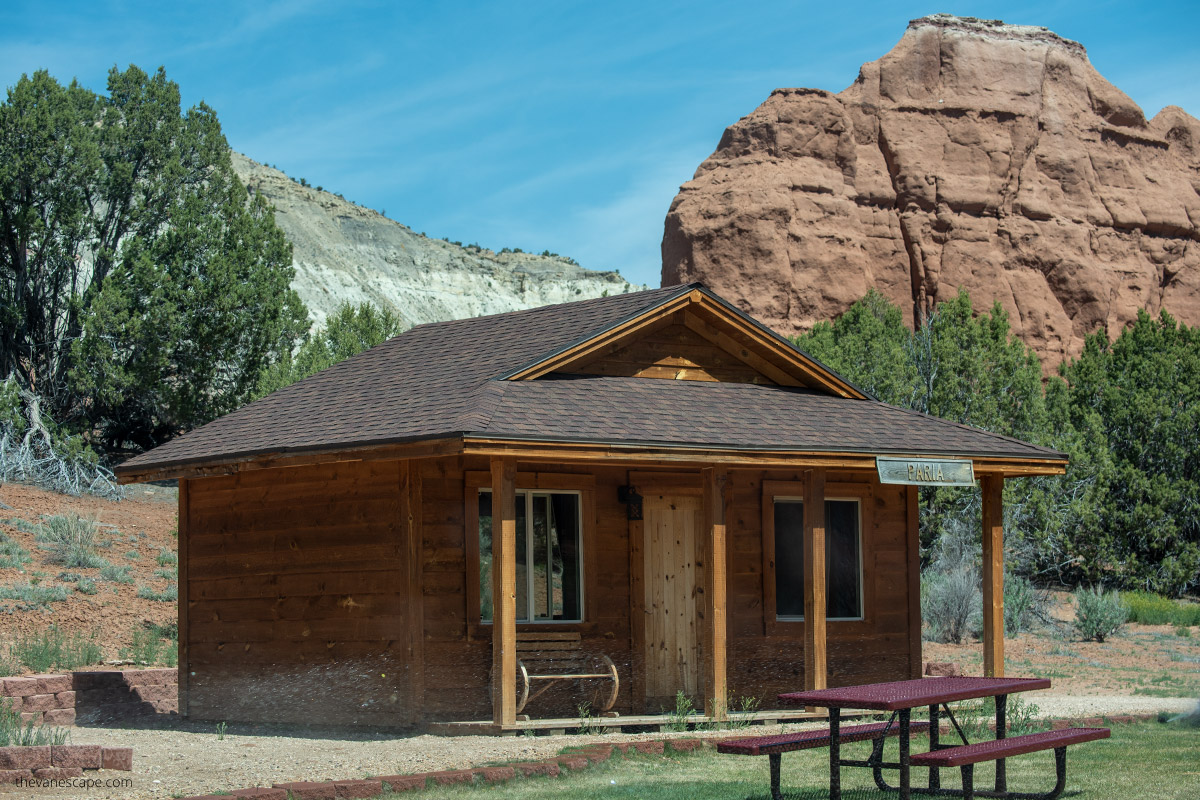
xmin=115 ymin=284 xmax=1063 ymax=477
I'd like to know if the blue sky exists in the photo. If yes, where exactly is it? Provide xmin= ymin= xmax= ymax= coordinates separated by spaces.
xmin=3 ymin=2 xmax=1197 ymax=287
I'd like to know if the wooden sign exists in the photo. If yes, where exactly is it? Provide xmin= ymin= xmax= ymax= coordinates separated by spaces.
xmin=876 ymin=457 xmax=975 ymax=486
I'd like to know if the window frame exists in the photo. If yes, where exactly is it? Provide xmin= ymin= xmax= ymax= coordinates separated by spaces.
xmin=464 ymin=471 xmax=595 ymax=637
xmin=475 ymin=488 xmax=585 ymax=624
xmin=761 ymin=480 xmax=872 ymax=636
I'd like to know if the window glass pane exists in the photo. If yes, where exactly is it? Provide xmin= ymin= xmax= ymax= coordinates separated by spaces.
xmin=826 ymin=500 xmax=861 ymax=619
xmin=773 ymin=498 xmax=862 ymax=620
xmin=515 ymin=494 xmax=528 ymax=622
xmin=532 ymin=495 xmax=550 ymax=619
xmin=479 ymin=492 xmax=493 ymax=621
xmin=550 ymin=493 xmax=581 ymax=621
xmin=478 ymin=491 xmax=530 ymax=622
xmin=480 ymin=490 xmax=581 ymax=623
xmin=774 ymin=501 xmax=806 ymax=617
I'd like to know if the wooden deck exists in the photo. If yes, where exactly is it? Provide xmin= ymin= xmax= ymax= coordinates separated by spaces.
xmin=427 ymin=708 xmax=838 ymax=737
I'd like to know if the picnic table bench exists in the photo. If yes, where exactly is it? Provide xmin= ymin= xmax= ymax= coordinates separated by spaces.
xmin=719 ymin=720 xmax=932 ymax=800
xmin=909 ymin=726 xmax=1110 ymax=800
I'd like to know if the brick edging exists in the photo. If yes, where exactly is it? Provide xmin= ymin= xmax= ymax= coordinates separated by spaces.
xmin=171 ymin=713 xmax=1164 ymax=800
xmin=0 ymin=745 xmax=132 ymax=784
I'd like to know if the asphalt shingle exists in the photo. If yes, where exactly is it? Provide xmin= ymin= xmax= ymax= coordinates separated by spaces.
xmin=115 ymin=284 xmax=1063 ymax=476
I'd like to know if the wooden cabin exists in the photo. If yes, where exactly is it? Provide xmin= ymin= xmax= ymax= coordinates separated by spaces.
xmin=115 ymin=284 xmax=1066 ymax=730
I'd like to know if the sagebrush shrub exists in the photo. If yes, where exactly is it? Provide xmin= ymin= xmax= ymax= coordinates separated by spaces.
xmin=1073 ymin=586 xmax=1129 ymax=642
xmin=923 ymin=567 xmax=981 ymax=644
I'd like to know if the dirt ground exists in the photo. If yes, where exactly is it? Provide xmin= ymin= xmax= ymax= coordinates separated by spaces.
xmin=925 ymin=591 xmax=1200 ymax=699
xmin=0 ymin=482 xmax=178 ymax=662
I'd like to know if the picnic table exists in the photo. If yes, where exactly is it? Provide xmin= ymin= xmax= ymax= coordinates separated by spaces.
xmin=768 ymin=676 xmax=1108 ymax=800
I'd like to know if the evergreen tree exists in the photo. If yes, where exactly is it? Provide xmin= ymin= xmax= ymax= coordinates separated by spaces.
xmin=0 ymin=66 xmax=307 ymax=451
xmin=254 ymin=302 xmax=404 ymax=399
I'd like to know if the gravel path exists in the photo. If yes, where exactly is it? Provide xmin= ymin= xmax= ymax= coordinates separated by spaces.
xmin=5 ymin=695 xmax=1194 ymax=800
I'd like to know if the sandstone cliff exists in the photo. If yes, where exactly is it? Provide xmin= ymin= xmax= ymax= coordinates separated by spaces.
xmin=663 ymin=14 xmax=1200 ymax=369
xmin=232 ymin=154 xmax=640 ymax=330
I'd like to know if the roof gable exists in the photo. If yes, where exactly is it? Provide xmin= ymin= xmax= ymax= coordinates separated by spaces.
xmin=505 ymin=286 xmax=866 ymax=399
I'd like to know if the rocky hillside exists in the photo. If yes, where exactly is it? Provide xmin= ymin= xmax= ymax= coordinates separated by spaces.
xmin=232 ymin=153 xmax=642 ymax=330
xmin=663 ymin=14 xmax=1200 ymax=370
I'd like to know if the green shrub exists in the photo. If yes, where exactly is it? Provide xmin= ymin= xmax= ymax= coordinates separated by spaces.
xmin=75 ymin=577 xmax=98 ymax=595
xmin=123 ymin=549 xmax=139 ymax=561
xmin=1122 ymin=591 xmax=1200 ymax=627
xmin=9 ymin=626 xmax=102 ymax=672
xmin=35 ymin=513 xmax=105 ymax=568
xmin=0 ymin=581 xmax=69 ymax=609
xmin=1004 ymin=573 xmax=1041 ymax=635
xmin=99 ymin=564 xmax=133 ymax=584
xmin=155 ymin=548 xmax=178 ymax=566
xmin=120 ymin=625 xmax=178 ymax=667
xmin=136 ymin=583 xmax=177 ymax=602
xmin=922 ymin=567 xmax=980 ymax=644
xmin=1073 ymin=586 xmax=1129 ymax=642
xmin=0 ymin=534 xmax=30 ymax=568
xmin=154 ymin=567 xmax=177 ymax=581
xmin=0 ymin=697 xmax=69 ymax=746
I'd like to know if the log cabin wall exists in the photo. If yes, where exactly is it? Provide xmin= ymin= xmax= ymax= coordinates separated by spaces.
xmin=185 ymin=459 xmax=418 ymax=726
xmin=420 ymin=456 xmax=635 ymax=721
xmin=726 ymin=469 xmax=917 ymax=705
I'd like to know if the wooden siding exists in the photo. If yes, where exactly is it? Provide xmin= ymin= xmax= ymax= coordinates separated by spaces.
xmin=726 ymin=470 xmax=915 ymax=705
xmin=423 ymin=456 xmax=635 ymax=721
xmin=183 ymin=455 xmax=917 ymax=725
xmin=186 ymin=460 xmax=417 ymax=726
xmin=562 ymin=316 xmax=776 ymax=384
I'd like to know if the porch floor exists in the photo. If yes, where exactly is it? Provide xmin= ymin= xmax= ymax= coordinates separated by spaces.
xmin=427 ymin=708 xmax=851 ymax=736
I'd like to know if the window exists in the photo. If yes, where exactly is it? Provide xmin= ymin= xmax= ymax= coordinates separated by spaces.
xmin=773 ymin=498 xmax=862 ymax=620
xmin=478 ymin=490 xmax=583 ymax=622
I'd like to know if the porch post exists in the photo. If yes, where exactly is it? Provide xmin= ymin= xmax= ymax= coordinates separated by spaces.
xmin=702 ymin=465 xmax=728 ymax=720
xmin=981 ymin=474 xmax=1005 ymax=677
xmin=803 ymin=468 xmax=827 ymax=691
xmin=490 ymin=457 xmax=518 ymax=727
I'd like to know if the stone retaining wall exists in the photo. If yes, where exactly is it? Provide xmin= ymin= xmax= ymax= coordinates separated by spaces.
xmin=0 ymin=668 xmax=177 ymax=726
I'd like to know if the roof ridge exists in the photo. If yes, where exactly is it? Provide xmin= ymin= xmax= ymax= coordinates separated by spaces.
xmin=406 ymin=283 xmax=696 ymax=332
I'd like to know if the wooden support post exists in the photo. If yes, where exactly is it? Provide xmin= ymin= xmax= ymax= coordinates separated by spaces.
xmin=399 ymin=461 xmax=424 ymax=724
xmin=177 ymin=479 xmax=189 ymax=719
xmin=702 ymin=466 xmax=728 ymax=720
xmin=491 ymin=457 xmax=518 ymax=727
xmin=981 ymin=474 xmax=1005 ymax=678
xmin=804 ymin=468 xmax=827 ymax=692
xmin=906 ymin=485 xmax=923 ymax=679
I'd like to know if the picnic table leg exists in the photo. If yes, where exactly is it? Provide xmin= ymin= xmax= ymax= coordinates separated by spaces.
xmin=927 ymin=703 xmax=940 ymax=791
xmin=829 ymin=708 xmax=841 ymax=800
xmin=769 ymin=753 xmax=783 ymax=800
xmin=960 ymin=763 xmax=975 ymax=800
xmin=899 ymin=708 xmax=911 ymax=800
xmin=995 ymin=694 xmax=1007 ymax=793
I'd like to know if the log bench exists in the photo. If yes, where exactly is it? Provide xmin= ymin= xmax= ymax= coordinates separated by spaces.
xmin=509 ymin=632 xmax=619 ymax=715
xmin=718 ymin=720 xmax=932 ymax=800
xmin=908 ymin=726 xmax=1110 ymax=800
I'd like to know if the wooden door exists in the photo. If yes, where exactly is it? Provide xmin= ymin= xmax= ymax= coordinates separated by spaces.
xmin=643 ymin=493 xmax=701 ymax=705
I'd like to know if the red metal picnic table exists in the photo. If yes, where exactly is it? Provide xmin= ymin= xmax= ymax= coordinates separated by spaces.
xmin=780 ymin=676 xmax=1051 ymax=800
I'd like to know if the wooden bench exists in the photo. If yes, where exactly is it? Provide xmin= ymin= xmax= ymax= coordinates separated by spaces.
xmin=909 ymin=727 xmax=1110 ymax=800
xmin=511 ymin=632 xmax=619 ymax=715
xmin=719 ymin=720 xmax=932 ymax=800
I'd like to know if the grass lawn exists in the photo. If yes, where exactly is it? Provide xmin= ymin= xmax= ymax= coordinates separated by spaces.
xmin=383 ymin=721 xmax=1199 ymax=799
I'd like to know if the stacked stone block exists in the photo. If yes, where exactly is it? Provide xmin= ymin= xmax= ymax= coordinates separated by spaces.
xmin=0 ymin=668 xmax=177 ymax=727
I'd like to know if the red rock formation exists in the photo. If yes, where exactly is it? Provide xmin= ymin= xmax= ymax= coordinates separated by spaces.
xmin=663 ymin=14 xmax=1200 ymax=369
